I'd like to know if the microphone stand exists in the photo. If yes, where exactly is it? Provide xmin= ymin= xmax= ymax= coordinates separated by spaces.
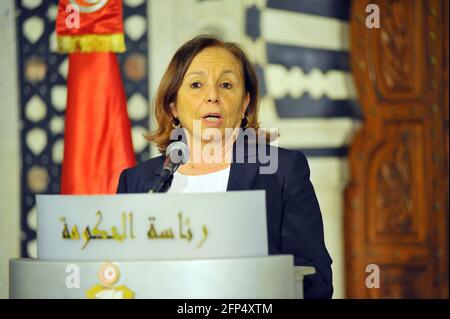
xmin=149 ymin=163 xmax=179 ymax=193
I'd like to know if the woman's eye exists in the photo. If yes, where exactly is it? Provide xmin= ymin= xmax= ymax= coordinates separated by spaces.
xmin=221 ymin=82 xmax=232 ymax=89
xmin=191 ymin=82 xmax=202 ymax=89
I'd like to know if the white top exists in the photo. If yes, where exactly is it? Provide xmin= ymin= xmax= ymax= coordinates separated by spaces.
xmin=168 ymin=167 xmax=231 ymax=193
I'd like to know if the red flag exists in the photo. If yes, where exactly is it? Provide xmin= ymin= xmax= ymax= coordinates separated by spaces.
xmin=57 ymin=0 xmax=136 ymax=194
xmin=55 ymin=0 xmax=125 ymax=53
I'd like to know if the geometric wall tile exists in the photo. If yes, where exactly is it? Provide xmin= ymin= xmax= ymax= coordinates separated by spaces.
xmin=26 ymin=206 xmax=37 ymax=231
xmin=265 ymin=64 xmax=356 ymax=100
xmin=58 ymin=58 xmax=68 ymax=79
xmin=46 ymin=3 xmax=58 ymax=21
xmin=51 ymin=85 xmax=67 ymax=111
xmin=27 ymin=239 xmax=37 ymax=258
xmin=26 ymin=128 xmax=47 ymax=155
xmin=52 ymin=138 xmax=64 ymax=164
xmin=124 ymin=0 xmax=145 ymax=7
xmin=124 ymin=54 xmax=147 ymax=81
xmin=49 ymin=30 xmax=57 ymax=52
xmin=124 ymin=15 xmax=146 ymax=40
xmin=22 ymin=0 xmax=42 ymax=10
xmin=127 ymin=93 xmax=148 ymax=120
xmin=26 ymin=165 xmax=49 ymax=193
xmin=25 ymin=95 xmax=47 ymax=122
xmin=23 ymin=16 xmax=44 ymax=43
xmin=132 ymin=126 xmax=149 ymax=153
xmin=24 ymin=56 xmax=47 ymax=83
xmin=49 ymin=115 xmax=65 ymax=135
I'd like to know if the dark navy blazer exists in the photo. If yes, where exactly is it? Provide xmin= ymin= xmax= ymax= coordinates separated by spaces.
xmin=116 ymin=144 xmax=333 ymax=299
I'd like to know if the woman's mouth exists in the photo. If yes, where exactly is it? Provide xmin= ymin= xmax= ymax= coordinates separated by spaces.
xmin=202 ymin=113 xmax=223 ymax=127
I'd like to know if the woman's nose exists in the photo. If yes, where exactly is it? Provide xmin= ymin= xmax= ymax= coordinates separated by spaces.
xmin=206 ymin=86 xmax=219 ymax=103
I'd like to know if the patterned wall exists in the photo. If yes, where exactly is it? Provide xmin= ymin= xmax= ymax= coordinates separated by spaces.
xmin=242 ymin=0 xmax=360 ymax=156
xmin=16 ymin=0 xmax=149 ymax=258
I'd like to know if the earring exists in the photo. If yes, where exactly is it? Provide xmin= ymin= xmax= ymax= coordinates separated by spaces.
xmin=172 ymin=117 xmax=181 ymax=128
xmin=241 ymin=115 xmax=250 ymax=128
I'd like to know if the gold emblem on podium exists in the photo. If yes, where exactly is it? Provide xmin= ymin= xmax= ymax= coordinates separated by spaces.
xmin=86 ymin=262 xmax=134 ymax=299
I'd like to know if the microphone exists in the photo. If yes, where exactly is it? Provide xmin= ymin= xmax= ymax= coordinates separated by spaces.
xmin=150 ymin=141 xmax=189 ymax=193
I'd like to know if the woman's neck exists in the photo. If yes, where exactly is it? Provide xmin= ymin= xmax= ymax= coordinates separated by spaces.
xmin=177 ymin=134 xmax=235 ymax=176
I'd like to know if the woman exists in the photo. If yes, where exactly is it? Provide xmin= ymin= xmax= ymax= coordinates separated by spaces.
xmin=116 ymin=35 xmax=333 ymax=299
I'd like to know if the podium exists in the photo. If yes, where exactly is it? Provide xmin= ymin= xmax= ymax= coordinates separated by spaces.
xmin=10 ymin=192 xmax=315 ymax=299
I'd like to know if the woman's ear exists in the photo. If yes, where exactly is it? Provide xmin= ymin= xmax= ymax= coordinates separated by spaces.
xmin=170 ymin=102 xmax=178 ymax=118
xmin=242 ymin=92 xmax=250 ymax=115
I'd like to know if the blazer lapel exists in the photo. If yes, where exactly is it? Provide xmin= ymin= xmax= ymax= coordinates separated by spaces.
xmin=142 ymin=157 xmax=164 ymax=192
xmin=227 ymin=139 xmax=260 ymax=191
xmin=227 ymin=160 xmax=259 ymax=191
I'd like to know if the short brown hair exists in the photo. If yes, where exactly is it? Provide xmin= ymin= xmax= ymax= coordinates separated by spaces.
xmin=145 ymin=34 xmax=263 ymax=154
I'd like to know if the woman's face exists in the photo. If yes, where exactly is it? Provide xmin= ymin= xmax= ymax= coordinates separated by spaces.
xmin=170 ymin=46 xmax=250 ymax=141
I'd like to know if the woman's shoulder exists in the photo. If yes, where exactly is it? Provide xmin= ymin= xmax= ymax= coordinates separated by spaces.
xmin=259 ymin=144 xmax=309 ymax=166
xmin=122 ymin=155 xmax=164 ymax=177
xmin=117 ymin=155 xmax=164 ymax=193
xmin=250 ymin=144 xmax=310 ymax=179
